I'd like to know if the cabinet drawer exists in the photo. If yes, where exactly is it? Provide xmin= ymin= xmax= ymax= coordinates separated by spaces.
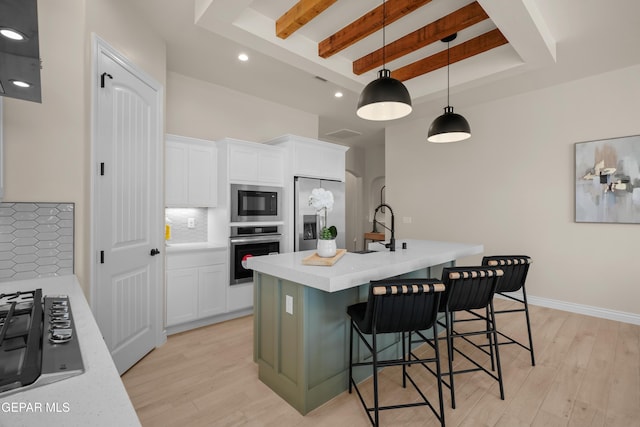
xmin=167 ymin=249 xmax=227 ymax=270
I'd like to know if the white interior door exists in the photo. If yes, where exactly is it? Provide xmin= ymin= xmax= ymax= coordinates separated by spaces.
xmin=93 ymin=37 xmax=163 ymax=374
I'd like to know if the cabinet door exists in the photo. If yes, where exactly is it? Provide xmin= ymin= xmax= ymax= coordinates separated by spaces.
xmin=229 ymin=145 xmax=259 ymax=183
xmin=198 ymin=264 xmax=227 ymax=318
xmin=188 ymin=145 xmax=218 ymax=207
xmin=258 ymin=150 xmax=284 ymax=185
xmin=166 ymin=268 xmax=198 ymax=326
xmin=293 ymin=142 xmax=345 ymax=181
xmin=165 ymin=141 xmax=188 ymax=206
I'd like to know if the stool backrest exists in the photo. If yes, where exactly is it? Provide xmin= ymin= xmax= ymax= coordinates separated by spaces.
xmin=482 ymin=255 xmax=531 ymax=293
xmin=440 ymin=266 xmax=503 ymax=312
xmin=362 ymin=279 xmax=445 ymax=334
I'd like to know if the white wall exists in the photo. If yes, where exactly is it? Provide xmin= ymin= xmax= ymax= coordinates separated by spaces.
xmin=166 ymin=72 xmax=318 ymax=142
xmin=2 ymin=0 xmax=166 ymax=295
xmin=387 ymin=64 xmax=640 ymax=316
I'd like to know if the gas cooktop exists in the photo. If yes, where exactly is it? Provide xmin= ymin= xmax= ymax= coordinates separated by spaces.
xmin=0 ymin=288 xmax=84 ymax=397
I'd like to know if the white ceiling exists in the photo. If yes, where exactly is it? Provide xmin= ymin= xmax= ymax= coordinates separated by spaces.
xmin=129 ymin=0 xmax=640 ymax=147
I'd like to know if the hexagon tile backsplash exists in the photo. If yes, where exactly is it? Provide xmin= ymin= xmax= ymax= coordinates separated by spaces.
xmin=0 ymin=202 xmax=74 ymax=282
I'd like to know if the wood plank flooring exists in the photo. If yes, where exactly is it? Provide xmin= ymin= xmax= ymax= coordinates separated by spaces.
xmin=121 ymin=300 xmax=640 ymax=426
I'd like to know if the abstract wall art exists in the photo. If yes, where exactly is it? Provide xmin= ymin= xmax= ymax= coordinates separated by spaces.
xmin=575 ymin=135 xmax=640 ymax=223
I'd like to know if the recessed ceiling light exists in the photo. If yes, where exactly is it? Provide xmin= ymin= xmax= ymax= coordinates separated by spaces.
xmin=238 ymin=53 xmax=249 ymax=62
xmin=0 ymin=27 xmax=27 ymax=41
xmin=334 ymin=91 xmax=343 ymax=98
xmin=11 ymin=80 xmax=31 ymax=88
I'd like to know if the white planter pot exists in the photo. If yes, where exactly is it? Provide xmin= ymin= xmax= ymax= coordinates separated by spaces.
xmin=317 ymin=239 xmax=337 ymax=258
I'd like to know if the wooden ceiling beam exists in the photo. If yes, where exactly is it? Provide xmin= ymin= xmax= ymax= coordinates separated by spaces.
xmin=391 ymin=28 xmax=508 ymax=82
xmin=353 ymin=1 xmax=488 ymax=75
xmin=318 ymin=0 xmax=433 ymax=59
xmin=276 ymin=0 xmax=338 ymax=39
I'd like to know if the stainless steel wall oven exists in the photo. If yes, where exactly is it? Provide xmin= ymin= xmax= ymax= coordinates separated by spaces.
xmin=229 ymin=225 xmax=282 ymax=285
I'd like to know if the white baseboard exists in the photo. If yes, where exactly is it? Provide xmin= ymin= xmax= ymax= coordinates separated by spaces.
xmin=496 ymin=292 xmax=640 ymax=326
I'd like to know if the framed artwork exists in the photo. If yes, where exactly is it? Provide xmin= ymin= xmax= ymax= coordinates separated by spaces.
xmin=575 ymin=134 xmax=640 ymax=223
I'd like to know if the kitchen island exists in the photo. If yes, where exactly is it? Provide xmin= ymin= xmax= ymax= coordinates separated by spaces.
xmin=246 ymin=239 xmax=482 ymax=415
xmin=0 ymin=276 xmax=140 ymax=427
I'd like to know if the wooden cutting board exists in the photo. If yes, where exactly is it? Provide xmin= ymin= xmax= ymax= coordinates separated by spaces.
xmin=302 ymin=249 xmax=347 ymax=266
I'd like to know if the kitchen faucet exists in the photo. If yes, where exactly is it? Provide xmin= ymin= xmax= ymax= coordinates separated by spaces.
xmin=372 ymin=203 xmax=395 ymax=251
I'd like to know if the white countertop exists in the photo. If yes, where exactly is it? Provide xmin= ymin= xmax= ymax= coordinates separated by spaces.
xmin=0 ymin=276 xmax=140 ymax=427
xmin=165 ymin=241 xmax=227 ymax=253
xmin=246 ymin=239 xmax=483 ymax=293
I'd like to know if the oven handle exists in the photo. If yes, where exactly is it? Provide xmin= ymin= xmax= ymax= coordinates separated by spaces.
xmin=229 ymin=235 xmax=282 ymax=244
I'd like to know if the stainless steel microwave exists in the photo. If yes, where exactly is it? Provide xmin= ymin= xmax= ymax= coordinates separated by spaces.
xmin=230 ymin=184 xmax=282 ymax=222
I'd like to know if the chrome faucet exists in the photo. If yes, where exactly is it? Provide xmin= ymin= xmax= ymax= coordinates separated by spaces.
xmin=373 ymin=203 xmax=395 ymax=251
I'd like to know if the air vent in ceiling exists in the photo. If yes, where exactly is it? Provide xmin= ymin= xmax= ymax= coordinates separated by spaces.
xmin=325 ymin=128 xmax=362 ymax=140
xmin=314 ymin=76 xmax=328 ymax=82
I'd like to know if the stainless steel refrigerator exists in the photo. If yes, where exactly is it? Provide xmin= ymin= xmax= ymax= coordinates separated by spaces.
xmin=294 ymin=177 xmax=346 ymax=251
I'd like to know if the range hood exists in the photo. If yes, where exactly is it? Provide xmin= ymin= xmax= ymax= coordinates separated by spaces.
xmin=0 ymin=0 xmax=41 ymax=103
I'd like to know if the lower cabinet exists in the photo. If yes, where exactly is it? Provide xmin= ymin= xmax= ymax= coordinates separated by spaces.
xmin=166 ymin=249 xmax=227 ymax=327
xmin=197 ymin=265 xmax=227 ymax=318
xmin=166 ymin=268 xmax=198 ymax=325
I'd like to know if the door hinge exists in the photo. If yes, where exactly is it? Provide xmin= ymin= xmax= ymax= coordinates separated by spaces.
xmin=100 ymin=162 xmax=105 ymax=176
xmin=100 ymin=251 xmax=105 ymax=264
xmin=100 ymin=72 xmax=113 ymax=88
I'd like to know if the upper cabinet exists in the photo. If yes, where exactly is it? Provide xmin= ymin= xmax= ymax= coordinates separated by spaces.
xmin=219 ymin=138 xmax=284 ymax=186
xmin=165 ymin=134 xmax=218 ymax=207
xmin=266 ymin=134 xmax=349 ymax=182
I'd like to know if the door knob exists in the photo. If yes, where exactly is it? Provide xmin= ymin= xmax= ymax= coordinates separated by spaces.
xmin=150 ymin=248 xmax=160 ymax=256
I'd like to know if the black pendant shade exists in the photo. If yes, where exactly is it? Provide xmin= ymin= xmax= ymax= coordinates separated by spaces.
xmin=427 ymin=106 xmax=471 ymax=143
xmin=427 ymin=33 xmax=470 ymax=143
xmin=357 ymin=69 xmax=412 ymax=121
xmin=356 ymin=0 xmax=412 ymax=121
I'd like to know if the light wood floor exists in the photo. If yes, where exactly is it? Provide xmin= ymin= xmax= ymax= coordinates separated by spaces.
xmin=122 ymin=300 xmax=640 ymax=426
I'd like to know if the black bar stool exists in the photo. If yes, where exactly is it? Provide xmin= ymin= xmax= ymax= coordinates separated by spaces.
xmin=482 ymin=255 xmax=535 ymax=366
xmin=437 ymin=266 xmax=505 ymax=409
xmin=347 ymin=278 xmax=445 ymax=427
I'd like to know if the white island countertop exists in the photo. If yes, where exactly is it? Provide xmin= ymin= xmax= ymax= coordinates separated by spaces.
xmin=0 ymin=276 xmax=140 ymax=427
xmin=247 ymin=239 xmax=483 ymax=293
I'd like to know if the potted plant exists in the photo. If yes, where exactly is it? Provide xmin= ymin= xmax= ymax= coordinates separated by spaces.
xmin=309 ymin=188 xmax=337 ymax=257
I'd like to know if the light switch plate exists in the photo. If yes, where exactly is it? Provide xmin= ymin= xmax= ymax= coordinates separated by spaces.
xmin=285 ymin=295 xmax=293 ymax=315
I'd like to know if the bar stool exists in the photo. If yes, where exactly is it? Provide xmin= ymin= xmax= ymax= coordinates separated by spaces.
xmin=347 ymin=278 xmax=445 ymax=427
xmin=437 ymin=266 xmax=504 ymax=409
xmin=482 ymin=255 xmax=535 ymax=366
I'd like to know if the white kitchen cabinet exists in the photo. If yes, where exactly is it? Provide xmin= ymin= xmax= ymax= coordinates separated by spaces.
xmin=221 ymin=138 xmax=284 ymax=186
xmin=258 ymin=149 xmax=285 ymax=185
xmin=166 ymin=268 xmax=198 ymax=325
xmin=266 ymin=134 xmax=348 ymax=182
xmin=165 ymin=248 xmax=227 ymax=328
xmin=197 ymin=264 xmax=227 ymax=318
xmin=165 ymin=134 xmax=217 ymax=207
xmin=228 ymin=143 xmax=259 ymax=183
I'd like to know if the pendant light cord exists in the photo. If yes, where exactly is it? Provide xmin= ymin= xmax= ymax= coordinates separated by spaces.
xmin=382 ymin=0 xmax=386 ymax=69
xmin=447 ymin=39 xmax=450 ymax=107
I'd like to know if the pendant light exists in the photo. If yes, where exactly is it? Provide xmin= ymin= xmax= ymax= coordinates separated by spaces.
xmin=356 ymin=0 xmax=412 ymax=121
xmin=427 ymin=33 xmax=471 ymax=143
